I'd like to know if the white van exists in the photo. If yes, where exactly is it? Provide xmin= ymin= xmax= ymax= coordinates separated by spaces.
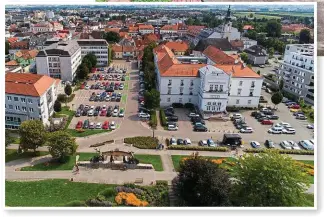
xmin=268 ymin=127 xmax=282 ymax=134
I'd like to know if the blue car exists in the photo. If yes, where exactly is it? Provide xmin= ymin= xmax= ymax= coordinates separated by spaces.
xmin=207 ymin=139 xmax=216 ymax=147
xmin=250 ymin=141 xmax=261 ymax=148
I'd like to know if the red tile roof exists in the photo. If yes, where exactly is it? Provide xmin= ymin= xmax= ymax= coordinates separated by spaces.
xmin=203 ymin=45 xmax=235 ymax=64
xmin=138 ymin=25 xmax=154 ymax=30
xmin=15 ymin=49 xmax=39 ymax=59
xmin=5 ymin=60 xmax=19 ymax=66
xmin=216 ymin=64 xmax=261 ymax=78
xmin=243 ymin=25 xmax=254 ymax=30
xmin=164 ymin=41 xmax=189 ymax=52
xmin=230 ymin=40 xmax=244 ymax=48
xmin=161 ymin=25 xmax=178 ymax=31
xmin=5 ymin=73 xmax=58 ymax=97
xmin=7 ymin=37 xmax=18 ymax=44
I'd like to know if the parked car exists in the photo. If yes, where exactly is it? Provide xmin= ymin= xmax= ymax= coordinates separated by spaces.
xmin=207 ymin=139 xmax=216 ymax=147
xmin=240 ymin=127 xmax=253 ymax=133
xmin=168 ymin=123 xmax=178 ymax=131
xmin=194 ymin=125 xmax=208 ymax=132
xmin=293 ymin=111 xmax=305 ymax=116
xmin=110 ymin=121 xmax=116 ymax=130
xmin=177 ymin=139 xmax=184 ymax=145
xmin=231 ymin=113 xmax=242 ymax=121
xmin=83 ymin=119 xmax=89 ymax=129
xmin=188 ymin=112 xmax=199 ymax=118
xmin=166 ymin=116 xmax=178 ymax=122
xmin=112 ymin=109 xmax=118 ymax=117
xmin=96 ymin=122 xmax=102 ymax=129
xmin=288 ymin=141 xmax=301 ymax=150
xmin=184 ymin=138 xmax=191 ymax=145
xmin=307 ymin=124 xmax=314 ymax=129
xmin=102 ymin=121 xmax=109 ymax=130
xmin=75 ymin=121 xmax=83 ymax=129
xmin=267 ymin=115 xmax=279 ymax=120
xmin=280 ymin=141 xmax=292 ymax=149
xmin=265 ymin=139 xmax=275 ymax=148
xmin=296 ymin=114 xmax=307 ymax=120
xmin=89 ymin=122 xmax=95 ymax=129
xmin=119 ymin=109 xmax=125 ymax=117
xmin=88 ymin=110 xmax=94 ymax=116
xmin=268 ymin=127 xmax=283 ymax=134
xmin=250 ymin=141 xmax=261 ymax=148
xmin=282 ymin=127 xmax=296 ymax=134
xmin=299 ymin=140 xmax=314 ymax=150
xmin=75 ymin=110 xmax=81 ymax=117
xmin=138 ymin=112 xmax=150 ymax=118
xmin=261 ymin=119 xmax=273 ymax=125
xmin=170 ymin=137 xmax=177 ymax=145
xmin=236 ymin=123 xmax=248 ymax=130
xmin=199 ymin=140 xmax=208 ymax=146
xmin=289 ymin=104 xmax=300 ymax=109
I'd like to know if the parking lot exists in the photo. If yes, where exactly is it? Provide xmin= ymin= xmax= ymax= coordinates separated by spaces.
xmin=68 ymin=61 xmax=132 ymax=130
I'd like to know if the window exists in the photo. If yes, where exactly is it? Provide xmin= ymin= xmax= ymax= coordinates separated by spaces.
xmin=7 ymin=96 xmax=12 ymax=101
xmin=249 ymin=89 xmax=254 ymax=96
xmin=239 ymin=81 xmax=243 ymax=86
xmin=22 ymin=106 xmax=27 ymax=112
xmin=212 ymin=106 xmax=215 ymax=111
xmin=215 ymin=85 xmax=218 ymax=91
xmin=180 ymin=80 xmax=184 ymax=86
xmin=9 ymin=105 xmax=13 ymax=109
xmin=189 ymin=91 xmax=193 ymax=95
xmin=28 ymin=99 xmax=33 ymax=104
xmin=168 ymin=80 xmax=172 ymax=85
xmin=190 ymin=80 xmax=194 ymax=86
xmin=209 ymin=84 xmax=213 ymax=91
xmin=207 ymin=106 xmax=211 ymax=111
xmin=180 ymin=87 xmax=184 ymax=94
xmin=21 ymin=98 xmax=26 ymax=103
xmin=29 ymin=108 xmax=34 ymax=112
xmin=237 ymin=89 xmax=242 ymax=96
xmin=248 ymin=100 xmax=252 ymax=105
xmin=212 ymin=102 xmax=217 ymax=105
xmin=13 ymin=97 xmax=18 ymax=101
xmin=251 ymin=81 xmax=255 ymax=88
xmin=167 ymin=98 xmax=171 ymax=102
xmin=236 ymin=99 xmax=240 ymax=104
xmin=15 ymin=106 xmax=20 ymax=111
xmin=168 ymin=87 xmax=172 ymax=95
xmin=188 ymin=98 xmax=191 ymax=103
xmin=207 ymin=102 xmax=212 ymax=105
xmin=179 ymin=98 xmax=182 ymax=103
xmin=219 ymin=85 xmax=223 ymax=92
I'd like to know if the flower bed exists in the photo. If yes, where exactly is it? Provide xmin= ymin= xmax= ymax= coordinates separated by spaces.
xmin=124 ymin=136 xmax=159 ymax=149
xmin=244 ymin=148 xmax=314 ymax=155
xmin=115 ymin=192 xmax=148 ymax=207
xmin=168 ymin=145 xmax=229 ymax=152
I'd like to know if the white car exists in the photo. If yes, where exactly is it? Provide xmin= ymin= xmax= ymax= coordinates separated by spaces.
xmin=85 ymin=85 xmax=90 ymax=90
xmin=87 ymin=109 xmax=94 ymax=116
xmin=184 ymin=138 xmax=191 ymax=145
xmin=231 ymin=113 xmax=242 ymax=119
xmin=288 ymin=141 xmax=301 ymax=150
xmin=307 ymin=124 xmax=314 ymax=129
xmin=110 ymin=121 xmax=116 ymax=130
xmin=268 ymin=127 xmax=283 ymax=134
xmin=138 ymin=112 xmax=150 ymax=118
xmin=282 ymin=127 xmax=296 ymax=134
xmin=188 ymin=112 xmax=199 ymax=117
xmin=296 ymin=114 xmax=307 ymax=120
xmin=240 ymin=127 xmax=253 ymax=133
xmin=170 ymin=137 xmax=177 ymax=145
xmin=112 ymin=109 xmax=118 ymax=117
xmin=90 ymin=105 xmax=95 ymax=110
xmin=280 ymin=141 xmax=292 ymax=149
xmin=199 ymin=140 xmax=208 ymax=146
xmin=96 ymin=122 xmax=102 ymax=129
xmin=105 ymin=96 xmax=111 ymax=101
xmin=279 ymin=122 xmax=291 ymax=128
xmin=168 ymin=124 xmax=178 ymax=131
xmin=250 ymin=141 xmax=261 ymax=148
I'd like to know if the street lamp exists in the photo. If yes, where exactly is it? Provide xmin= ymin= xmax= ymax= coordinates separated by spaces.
xmin=152 ymin=128 xmax=155 ymax=138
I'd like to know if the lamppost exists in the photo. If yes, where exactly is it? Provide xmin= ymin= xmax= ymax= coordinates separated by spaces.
xmin=152 ymin=128 xmax=155 ymax=138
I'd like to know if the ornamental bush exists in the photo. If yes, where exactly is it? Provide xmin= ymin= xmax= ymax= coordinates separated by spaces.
xmin=244 ymin=148 xmax=314 ymax=155
xmin=168 ymin=145 xmax=229 ymax=152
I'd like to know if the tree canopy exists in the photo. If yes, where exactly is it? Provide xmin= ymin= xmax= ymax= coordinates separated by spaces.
xmin=103 ymin=31 xmax=121 ymax=43
xmin=19 ymin=120 xmax=47 ymax=152
xmin=144 ymin=89 xmax=160 ymax=110
xmin=64 ymin=84 xmax=72 ymax=96
xmin=271 ymin=91 xmax=283 ymax=107
xmin=266 ymin=19 xmax=282 ymax=37
xmin=299 ymin=29 xmax=312 ymax=44
xmin=47 ymin=131 xmax=77 ymax=162
xmin=5 ymin=130 xmax=15 ymax=148
xmin=84 ymin=53 xmax=97 ymax=67
xmin=240 ymin=52 xmax=248 ymax=63
xmin=54 ymin=100 xmax=62 ymax=112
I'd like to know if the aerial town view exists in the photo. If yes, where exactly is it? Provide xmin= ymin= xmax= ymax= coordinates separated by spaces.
xmin=4 ymin=3 xmax=315 ymax=208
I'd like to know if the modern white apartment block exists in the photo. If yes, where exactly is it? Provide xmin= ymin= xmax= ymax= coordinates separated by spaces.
xmin=30 ymin=22 xmax=53 ymax=32
xmin=277 ymin=44 xmax=314 ymax=104
xmin=5 ymin=73 xmax=59 ymax=129
xmin=36 ymin=40 xmax=82 ymax=81
xmin=77 ymin=39 xmax=109 ymax=66
xmin=154 ymin=45 xmax=263 ymax=118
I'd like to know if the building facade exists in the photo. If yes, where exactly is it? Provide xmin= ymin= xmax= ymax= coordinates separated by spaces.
xmin=30 ymin=22 xmax=53 ymax=32
xmin=277 ymin=44 xmax=314 ymax=104
xmin=77 ymin=39 xmax=109 ymax=66
xmin=36 ymin=40 xmax=82 ymax=81
xmin=5 ymin=73 xmax=59 ymax=129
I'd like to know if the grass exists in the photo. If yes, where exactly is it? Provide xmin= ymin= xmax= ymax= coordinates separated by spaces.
xmin=66 ymin=129 xmax=110 ymax=137
xmin=125 ymin=76 xmax=130 ymax=81
xmin=302 ymin=194 xmax=314 ymax=207
xmin=12 ymin=137 xmax=20 ymax=144
xmin=53 ymin=106 xmax=74 ymax=130
xmin=5 ymin=149 xmax=49 ymax=163
xmin=21 ymin=153 xmax=163 ymax=171
xmin=134 ymin=154 xmax=163 ymax=171
xmin=235 ymin=12 xmax=282 ymax=20
xmin=122 ymin=94 xmax=127 ymax=104
xmin=5 ymin=179 xmax=115 ymax=207
xmin=124 ymin=82 xmax=129 ymax=90
xmin=298 ymin=160 xmax=314 ymax=184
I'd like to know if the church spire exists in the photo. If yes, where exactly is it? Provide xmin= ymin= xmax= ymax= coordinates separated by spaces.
xmin=225 ymin=5 xmax=231 ymax=22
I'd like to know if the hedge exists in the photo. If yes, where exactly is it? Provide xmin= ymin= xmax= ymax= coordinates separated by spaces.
xmin=244 ymin=148 xmax=314 ymax=155
xmin=168 ymin=145 xmax=229 ymax=152
xmin=124 ymin=136 xmax=159 ymax=149
xmin=165 ymin=138 xmax=170 ymax=146
xmin=57 ymin=94 xmax=75 ymax=103
xmin=226 ymin=106 xmax=256 ymax=112
xmin=149 ymin=110 xmax=157 ymax=129
xmin=64 ymin=200 xmax=87 ymax=207
xmin=90 ymin=140 xmax=114 ymax=147
xmin=159 ymin=109 xmax=167 ymax=127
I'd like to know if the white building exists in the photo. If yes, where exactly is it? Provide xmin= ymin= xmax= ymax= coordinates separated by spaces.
xmin=36 ymin=40 xmax=82 ymax=81
xmin=30 ymin=22 xmax=53 ymax=32
xmin=138 ymin=25 xmax=154 ymax=35
xmin=154 ymin=45 xmax=263 ymax=117
xmin=5 ymin=73 xmax=59 ymax=129
xmin=241 ymin=37 xmax=258 ymax=49
xmin=45 ymin=11 xmax=55 ymax=19
xmin=277 ymin=44 xmax=314 ymax=104
xmin=77 ymin=39 xmax=109 ymax=66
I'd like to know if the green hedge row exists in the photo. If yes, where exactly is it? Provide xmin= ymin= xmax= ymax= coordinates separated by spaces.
xmin=244 ymin=148 xmax=314 ymax=155
xmin=159 ymin=109 xmax=167 ymax=127
xmin=149 ymin=110 xmax=157 ymax=129
xmin=90 ymin=140 xmax=114 ymax=147
xmin=168 ymin=145 xmax=229 ymax=152
xmin=124 ymin=136 xmax=159 ymax=149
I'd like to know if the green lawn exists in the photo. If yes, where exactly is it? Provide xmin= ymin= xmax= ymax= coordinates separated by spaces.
xmin=134 ymin=154 xmax=163 ymax=171
xmin=235 ymin=12 xmax=282 ymax=19
xmin=122 ymin=94 xmax=127 ymax=104
xmin=21 ymin=153 xmax=163 ymax=171
xmin=125 ymin=76 xmax=130 ymax=81
xmin=66 ymin=129 xmax=110 ymax=137
xmin=124 ymin=82 xmax=129 ymax=90
xmin=5 ymin=149 xmax=49 ymax=163
xmin=12 ymin=137 xmax=20 ymax=144
xmin=5 ymin=179 xmax=115 ymax=207
xmin=299 ymin=160 xmax=314 ymax=184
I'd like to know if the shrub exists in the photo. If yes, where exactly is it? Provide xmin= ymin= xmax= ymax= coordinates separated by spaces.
xmin=64 ymin=200 xmax=87 ymax=207
xmin=115 ymin=192 xmax=148 ymax=207
xmin=124 ymin=136 xmax=159 ymax=149
xmin=156 ymin=180 xmax=168 ymax=186
xmin=65 ymin=94 xmax=75 ymax=103
xmin=159 ymin=109 xmax=167 ymax=127
xmin=168 ymin=145 xmax=229 ymax=152
xmin=165 ymin=138 xmax=170 ymax=146
xmin=86 ymin=199 xmax=112 ymax=207
xmin=244 ymin=148 xmax=314 ymax=155
xmin=172 ymin=103 xmax=183 ymax=108
xmin=115 ymin=186 xmax=144 ymax=196
xmin=226 ymin=106 xmax=240 ymax=112
xmin=57 ymin=94 xmax=67 ymax=103
xmin=90 ymin=140 xmax=114 ymax=147
xmin=149 ymin=110 xmax=157 ymax=129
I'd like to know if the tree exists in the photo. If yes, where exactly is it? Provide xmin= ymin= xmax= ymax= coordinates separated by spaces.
xmin=5 ymin=41 xmax=9 ymax=55
xmin=19 ymin=120 xmax=47 ymax=152
xmin=231 ymin=150 xmax=310 ymax=207
xmin=77 ymin=63 xmax=90 ymax=80
xmin=64 ymin=84 xmax=72 ymax=97
xmin=299 ymin=29 xmax=311 ymax=44
xmin=5 ymin=130 xmax=15 ymax=148
xmin=84 ymin=53 xmax=97 ymax=67
xmin=83 ymin=58 xmax=93 ymax=71
xmin=266 ymin=20 xmax=282 ymax=37
xmin=279 ymin=79 xmax=284 ymax=91
xmin=144 ymin=89 xmax=160 ymax=110
xmin=299 ymin=98 xmax=305 ymax=108
xmin=249 ymin=13 xmax=254 ymax=18
xmin=174 ymin=156 xmax=231 ymax=206
xmin=257 ymin=70 xmax=261 ymax=75
xmin=271 ymin=91 xmax=283 ymax=108
xmin=103 ymin=31 xmax=121 ymax=43
xmin=186 ymin=17 xmax=194 ymax=25
xmin=240 ymin=52 xmax=248 ymax=63
xmin=47 ymin=131 xmax=77 ymax=162
xmin=54 ymin=100 xmax=62 ymax=112
xmin=268 ymin=47 xmax=274 ymax=58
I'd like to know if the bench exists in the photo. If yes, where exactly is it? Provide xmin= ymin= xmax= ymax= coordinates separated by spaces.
xmin=134 ymin=178 xmax=143 ymax=184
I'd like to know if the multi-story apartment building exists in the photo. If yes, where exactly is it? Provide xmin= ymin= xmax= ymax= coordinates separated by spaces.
xmin=36 ymin=40 xmax=82 ymax=81
xmin=154 ymin=45 xmax=263 ymax=118
xmin=277 ymin=44 xmax=314 ymax=104
xmin=160 ymin=25 xmax=178 ymax=35
xmin=77 ymin=39 xmax=109 ymax=66
xmin=138 ymin=25 xmax=154 ymax=35
xmin=5 ymin=73 xmax=59 ymax=129
xmin=30 ymin=22 xmax=53 ymax=32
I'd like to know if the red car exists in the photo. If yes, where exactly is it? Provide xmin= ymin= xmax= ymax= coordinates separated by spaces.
xmin=100 ymin=110 xmax=107 ymax=116
xmin=75 ymin=121 xmax=83 ymax=129
xmin=261 ymin=120 xmax=273 ymax=125
xmin=102 ymin=121 xmax=109 ymax=129
xmin=289 ymin=104 xmax=300 ymax=109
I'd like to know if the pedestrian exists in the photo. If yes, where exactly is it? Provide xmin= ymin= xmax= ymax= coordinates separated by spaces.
xmin=75 ymin=164 xmax=79 ymax=174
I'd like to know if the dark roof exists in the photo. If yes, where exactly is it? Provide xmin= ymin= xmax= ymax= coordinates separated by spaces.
xmin=77 ymin=39 xmax=108 ymax=46
xmin=37 ymin=40 xmax=80 ymax=57
xmin=194 ymin=38 xmax=233 ymax=52
xmin=223 ymin=134 xmax=242 ymax=139
xmin=244 ymin=45 xmax=267 ymax=57
xmin=91 ymin=31 xmax=104 ymax=39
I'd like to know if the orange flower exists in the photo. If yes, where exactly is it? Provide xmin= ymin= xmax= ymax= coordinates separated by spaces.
xmin=115 ymin=192 xmax=149 ymax=207
xmin=211 ymin=158 xmax=225 ymax=165
xmin=308 ymin=169 xmax=314 ymax=176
